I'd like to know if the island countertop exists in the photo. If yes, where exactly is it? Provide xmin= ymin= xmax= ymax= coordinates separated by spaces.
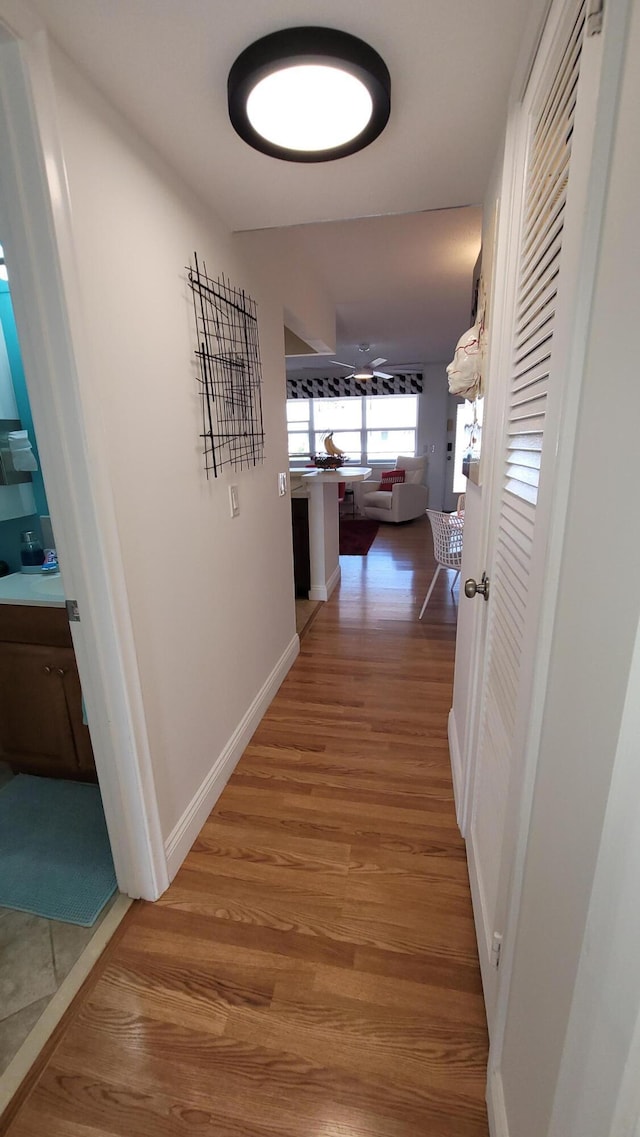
xmin=296 ymin=466 xmax=372 ymax=484
xmin=0 ymin=572 xmax=66 ymax=608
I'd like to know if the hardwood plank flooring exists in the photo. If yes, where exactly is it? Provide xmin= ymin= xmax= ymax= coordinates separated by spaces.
xmin=2 ymin=517 xmax=488 ymax=1136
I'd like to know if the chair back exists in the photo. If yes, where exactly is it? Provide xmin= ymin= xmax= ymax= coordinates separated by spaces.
xmin=427 ymin=509 xmax=464 ymax=570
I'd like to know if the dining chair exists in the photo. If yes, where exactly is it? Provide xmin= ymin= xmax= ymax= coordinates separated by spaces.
xmin=419 ymin=509 xmax=465 ymax=619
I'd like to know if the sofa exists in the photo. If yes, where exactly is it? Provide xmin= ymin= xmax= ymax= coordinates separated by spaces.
xmin=354 ymin=455 xmax=428 ymax=523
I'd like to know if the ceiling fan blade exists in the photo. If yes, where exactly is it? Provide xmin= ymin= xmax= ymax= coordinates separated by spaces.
xmin=373 ymin=370 xmax=394 ymax=380
xmin=330 ymin=360 xmax=355 ymax=369
xmin=369 ymin=357 xmax=387 ymax=368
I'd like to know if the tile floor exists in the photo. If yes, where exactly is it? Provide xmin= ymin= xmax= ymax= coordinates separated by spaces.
xmin=0 ymin=899 xmax=116 ymax=1075
xmin=0 ymin=762 xmax=116 ymax=1075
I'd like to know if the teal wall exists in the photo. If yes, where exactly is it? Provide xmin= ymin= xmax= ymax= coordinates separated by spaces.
xmin=0 ymin=279 xmax=49 ymax=516
xmin=0 ymin=277 xmax=48 ymax=572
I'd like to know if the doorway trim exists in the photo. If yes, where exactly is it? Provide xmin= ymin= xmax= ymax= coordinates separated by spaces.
xmin=458 ymin=0 xmax=634 ymax=1117
xmin=0 ymin=3 xmax=168 ymax=898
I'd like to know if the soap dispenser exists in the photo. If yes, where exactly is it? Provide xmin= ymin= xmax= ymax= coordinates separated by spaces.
xmin=20 ymin=531 xmax=45 ymax=574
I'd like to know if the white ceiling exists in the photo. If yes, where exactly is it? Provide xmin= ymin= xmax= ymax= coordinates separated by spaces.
xmin=281 ymin=205 xmax=482 ymax=369
xmin=27 ymin=0 xmax=531 ymax=364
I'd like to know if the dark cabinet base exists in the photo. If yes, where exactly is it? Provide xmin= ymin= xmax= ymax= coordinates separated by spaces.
xmin=291 ymin=498 xmax=311 ymax=598
xmin=0 ymin=604 xmax=97 ymax=781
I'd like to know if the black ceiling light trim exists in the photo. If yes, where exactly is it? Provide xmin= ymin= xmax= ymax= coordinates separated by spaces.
xmin=227 ymin=26 xmax=391 ymax=163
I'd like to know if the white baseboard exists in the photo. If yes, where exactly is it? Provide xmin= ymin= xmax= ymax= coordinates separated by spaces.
xmin=487 ymin=1065 xmax=509 ymax=1137
xmin=309 ymin=562 xmax=341 ymax=602
xmin=447 ymin=708 xmax=464 ymax=832
xmin=326 ymin=563 xmax=341 ymax=598
xmin=467 ymin=825 xmax=497 ymax=1021
xmin=164 ymin=634 xmax=300 ymax=880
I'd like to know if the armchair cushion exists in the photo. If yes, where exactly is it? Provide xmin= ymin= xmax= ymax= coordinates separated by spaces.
xmin=396 ymin=455 xmax=425 ymax=485
xmin=357 ymin=480 xmax=429 ymax=523
xmin=380 ymin=468 xmax=405 ymax=489
xmin=363 ymin=490 xmax=394 ymax=510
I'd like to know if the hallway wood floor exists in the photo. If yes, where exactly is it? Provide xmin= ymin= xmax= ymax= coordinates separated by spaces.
xmin=2 ymin=517 xmax=489 ymax=1137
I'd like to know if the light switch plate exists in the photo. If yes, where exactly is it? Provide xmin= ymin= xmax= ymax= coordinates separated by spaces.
xmin=278 ymin=472 xmax=288 ymax=497
xmin=229 ymin=484 xmax=240 ymax=517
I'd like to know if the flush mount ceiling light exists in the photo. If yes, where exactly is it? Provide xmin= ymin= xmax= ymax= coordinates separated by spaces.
xmin=227 ymin=27 xmax=391 ymax=162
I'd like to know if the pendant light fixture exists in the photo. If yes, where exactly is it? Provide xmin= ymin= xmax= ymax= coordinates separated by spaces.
xmin=227 ymin=27 xmax=391 ymax=163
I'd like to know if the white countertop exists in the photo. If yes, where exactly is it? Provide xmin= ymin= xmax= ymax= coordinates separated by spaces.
xmin=0 ymin=571 xmax=66 ymax=608
xmin=297 ymin=466 xmax=372 ymax=483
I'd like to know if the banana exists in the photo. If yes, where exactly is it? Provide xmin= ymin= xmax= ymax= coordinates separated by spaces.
xmin=323 ymin=432 xmax=345 ymax=458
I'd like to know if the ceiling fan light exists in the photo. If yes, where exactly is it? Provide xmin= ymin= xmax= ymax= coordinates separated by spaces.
xmin=228 ymin=27 xmax=391 ymax=163
xmin=354 ymin=367 xmax=374 ymax=380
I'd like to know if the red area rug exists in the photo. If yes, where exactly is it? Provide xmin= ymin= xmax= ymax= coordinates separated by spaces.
xmin=339 ymin=519 xmax=380 ymax=556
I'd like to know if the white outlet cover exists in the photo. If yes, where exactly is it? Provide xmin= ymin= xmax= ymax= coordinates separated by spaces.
xmin=278 ymin=472 xmax=288 ymax=496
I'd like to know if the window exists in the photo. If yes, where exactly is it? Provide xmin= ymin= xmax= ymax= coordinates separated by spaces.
xmin=286 ymin=394 xmax=418 ymax=464
xmin=364 ymin=396 xmax=417 ymax=460
xmin=286 ymin=400 xmax=310 ymax=457
xmin=452 ymin=399 xmax=483 ymax=493
xmin=313 ymin=398 xmax=363 ymax=462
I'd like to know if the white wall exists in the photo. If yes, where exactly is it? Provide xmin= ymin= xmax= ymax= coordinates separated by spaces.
xmin=235 ymin=227 xmax=336 ymax=355
xmin=498 ymin=1 xmax=640 ymax=1131
xmin=548 ymin=618 xmax=640 ymax=1137
xmin=46 ymin=46 xmax=296 ymax=846
xmin=417 ymin=363 xmax=448 ymax=511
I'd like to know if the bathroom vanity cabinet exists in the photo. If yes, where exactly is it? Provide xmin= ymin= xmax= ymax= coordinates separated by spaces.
xmin=0 ymin=603 xmax=96 ymax=781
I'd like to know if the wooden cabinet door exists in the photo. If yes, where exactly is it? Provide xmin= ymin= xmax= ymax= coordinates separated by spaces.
xmin=0 ymin=641 xmax=96 ymax=780
xmin=57 ymin=647 xmax=96 ymax=777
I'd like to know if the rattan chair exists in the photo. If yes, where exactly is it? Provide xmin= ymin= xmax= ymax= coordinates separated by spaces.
xmin=418 ymin=509 xmax=465 ymax=619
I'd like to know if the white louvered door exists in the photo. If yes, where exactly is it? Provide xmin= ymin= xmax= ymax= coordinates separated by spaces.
xmin=466 ymin=0 xmax=597 ymax=1024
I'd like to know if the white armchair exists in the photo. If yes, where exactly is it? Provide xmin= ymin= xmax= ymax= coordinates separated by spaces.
xmin=354 ymin=455 xmax=428 ymax=523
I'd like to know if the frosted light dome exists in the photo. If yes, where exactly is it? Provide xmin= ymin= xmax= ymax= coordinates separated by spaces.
xmin=227 ymin=27 xmax=391 ymax=163
xmin=246 ymin=65 xmax=373 ymax=152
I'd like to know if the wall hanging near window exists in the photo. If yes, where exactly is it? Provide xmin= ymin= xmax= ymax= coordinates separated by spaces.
xmin=188 ymin=253 xmax=264 ymax=477
xmin=286 ymin=372 xmax=422 ymax=399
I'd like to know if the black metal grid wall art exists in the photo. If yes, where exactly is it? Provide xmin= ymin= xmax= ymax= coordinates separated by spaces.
xmin=187 ymin=253 xmax=264 ymax=477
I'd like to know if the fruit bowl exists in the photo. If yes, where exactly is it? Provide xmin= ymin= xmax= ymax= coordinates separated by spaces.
xmin=313 ymin=455 xmax=344 ymax=470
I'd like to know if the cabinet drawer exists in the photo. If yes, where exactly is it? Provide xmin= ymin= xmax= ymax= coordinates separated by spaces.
xmin=0 ymin=603 xmax=72 ymax=647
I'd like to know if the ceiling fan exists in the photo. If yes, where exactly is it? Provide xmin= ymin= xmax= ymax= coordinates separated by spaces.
xmin=330 ymin=343 xmax=394 ymax=380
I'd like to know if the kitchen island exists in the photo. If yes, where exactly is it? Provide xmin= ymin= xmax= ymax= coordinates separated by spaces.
xmin=290 ymin=467 xmax=372 ymax=602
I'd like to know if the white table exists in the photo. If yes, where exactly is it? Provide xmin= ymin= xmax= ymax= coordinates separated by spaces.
xmin=292 ymin=467 xmax=372 ymax=601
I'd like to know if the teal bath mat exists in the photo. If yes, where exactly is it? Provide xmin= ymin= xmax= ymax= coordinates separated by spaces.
xmin=0 ymin=775 xmax=117 ymax=926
